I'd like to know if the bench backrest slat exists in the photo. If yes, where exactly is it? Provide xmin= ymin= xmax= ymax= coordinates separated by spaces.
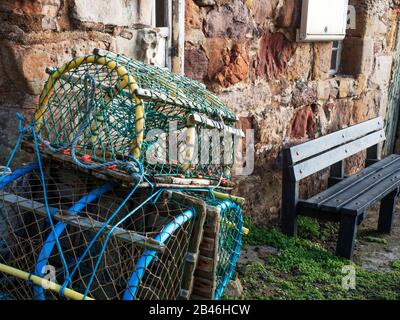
xmin=288 ymin=117 xmax=383 ymax=165
xmin=291 ymin=129 xmax=386 ymax=181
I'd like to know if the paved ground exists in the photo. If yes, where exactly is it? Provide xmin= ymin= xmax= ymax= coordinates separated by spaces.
xmin=353 ymin=204 xmax=400 ymax=272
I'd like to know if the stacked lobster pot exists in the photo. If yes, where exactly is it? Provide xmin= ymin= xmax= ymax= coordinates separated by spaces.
xmin=0 ymin=49 xmax=247 ymax=300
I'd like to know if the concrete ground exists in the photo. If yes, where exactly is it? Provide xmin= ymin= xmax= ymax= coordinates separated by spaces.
xmin=353 ymin=203 xmax=400 ymax=272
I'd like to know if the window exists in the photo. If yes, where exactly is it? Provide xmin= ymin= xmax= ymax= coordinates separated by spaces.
xmin=136 ymin=0 xmax=183 ymax=73
xmin=330 ymin=40 xmax=343 ymax=75
xmin=155 ymin=0 xmax=169 ymax=27
xmin=141 ymin=0 xmax=172 ymax=69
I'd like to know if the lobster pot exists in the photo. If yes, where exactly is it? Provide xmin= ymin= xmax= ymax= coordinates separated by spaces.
xmin=34 ymin=49 xmax=243 ymax=181
xmin=213 ymin=200 xmax=244 ymax=299
xmin=0 ymin=162 xmax=198 ymax=300
xmin=191 ymin=194 xmax=244 ymax=300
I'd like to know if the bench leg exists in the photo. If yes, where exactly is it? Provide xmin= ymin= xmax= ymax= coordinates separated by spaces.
xmin=378 ymin=189 xmax=398 ymax=234
xmin=336 ymin=214 xmax=358 ymax=260
xmin=282 ymin=210 xmax=298 ymax=237
xmin=281 ymin=154 xmax=299 ymax=237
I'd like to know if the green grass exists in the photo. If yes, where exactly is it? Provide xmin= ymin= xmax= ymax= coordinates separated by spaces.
xmin=391 ymin=260 xmax=400 ymax=271
xmin=297 ymin=217 xmax=321 ymax=239
xmin=364 ymin=236 xmax=388 ymax=245
xmin=234 ymin=220 xmax=400 ymax=300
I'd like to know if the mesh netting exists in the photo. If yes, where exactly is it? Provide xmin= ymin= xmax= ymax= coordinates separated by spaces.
xmin=212 ymin=199 xmax=243 ymax=300
xmin=186 ymin=191 xmax=244 ymax=299
xmin=33 ymin=49 xmax=243 ymax=180
xmin=0 ymin=48 xmax=247 ymax=300
xmin=0 ymin=162 xmax=195 ymax=300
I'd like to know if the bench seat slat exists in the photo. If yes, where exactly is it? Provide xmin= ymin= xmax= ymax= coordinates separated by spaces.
xmin=320 ymin=157 xmax=400 ymax=212
xmin=300 ymin=155 xmax=400 ymax=210
xmin=292 ymin=130 xmax=386 ymax=181
xmin=283 ymin=116 xmax=395 ymax=260
xmin=289 ymin=117 xmax=383 ymax=164
xmin=341 ymin=171 xmax=400 ymax=215
xmin=298 ymin=155 xmax=400 ymax=216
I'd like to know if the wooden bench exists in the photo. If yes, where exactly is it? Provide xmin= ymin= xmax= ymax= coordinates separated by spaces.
xmin=281 ymin=117 xmax=400 ymax=259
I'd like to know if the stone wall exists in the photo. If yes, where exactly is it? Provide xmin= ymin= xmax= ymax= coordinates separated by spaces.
xmin=0 ymin=0 xmax=399 ymax=226
xmin=184 ymin=0 xmax=400 ymax=225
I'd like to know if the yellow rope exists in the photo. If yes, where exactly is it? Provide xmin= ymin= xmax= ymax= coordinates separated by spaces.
xmin=211 ymin=191 xmax=249 ymax=235
xmin=181 ymin=126 xmax=196 ymax=172
xmin=220 ymin=218 xmax=250 ymax=236
xmin=0 ymin=263 xmax=94 ymax=300
xmin=212 ymin=190 xmax=245 ymax=206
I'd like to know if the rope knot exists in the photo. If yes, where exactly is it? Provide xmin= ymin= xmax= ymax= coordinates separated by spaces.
xmin=16 ymin=112 xmax=24 ymax=122
xmin=59 ymin=277 xmax=72 ymax=298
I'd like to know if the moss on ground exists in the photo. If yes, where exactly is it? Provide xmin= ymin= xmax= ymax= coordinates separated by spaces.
xmin=235 ymin=220 xmax=400 ymax=300
xmin=391 ymin=260 xmax=400 ymax=271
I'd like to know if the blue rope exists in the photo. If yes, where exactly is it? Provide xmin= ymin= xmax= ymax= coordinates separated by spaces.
xmin=1 ymin=113 xmax=27 ymax=178
xmin=0 ymin=75 xmax=239 ymax=300
xmin=33 ymin=183 xmax=113 ymax=300
xmin=30 ymin=127 xmax=71 ymax=284
xmin=1 ymin=82 xmax=144 ymax=298
xmin=81 ymin=188 xmax=165 ymax=299
xmin=0 ymin=74 xmax=145 ymax=297
xmin=0 ymin=164 xmax=39 ymax=190
xmin=64 ymin=174 xmax=150 ymax=294
xmin=59 ymin=277 xmax=71 ymax=299
xmin=122 ymin=209 xmax=195 ymax=300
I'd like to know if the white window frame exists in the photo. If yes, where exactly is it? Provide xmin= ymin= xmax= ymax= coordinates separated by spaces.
xmin=330 ymin=40 xmax=343 ymax=75
xmin=154 ymin=0 xmax=173 ymax=70
xmin=150 ymin=0 xmax=184 ymax=73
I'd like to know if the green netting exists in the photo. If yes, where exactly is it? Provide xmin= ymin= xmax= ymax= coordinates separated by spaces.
xmin=33 ymin=49 xmax=241 ymax=180
xmin=207 ymin=197 xmax=243 ymax=299
xmin=186 ymin=191 xmax=244 ymax=299
xmin=0 ymin=48 xmax=246 ymax=300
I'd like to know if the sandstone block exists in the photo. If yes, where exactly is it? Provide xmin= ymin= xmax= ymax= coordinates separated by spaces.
xmin=276 ymin=0 xmax=300 ymax=28
xmin=252 ymin=32 xmax=293 ymax=81
xmin=353 ymin=92 xmax=377 ymax=123
xmin=184 ymin=48 xmax=209 ymax=82
xmin=341 ymin=36 xmax=374 ymax=76
xmin=289 ymin=105 xmax=316 ymax=140
xmin=312 ymin=42 xmax=332 ymax=81
xmin=204 ymin=0 xmax=251 ymax=40
xmin=316 ymin=80 xmax=331 ymax=100
xmin=0 ymin=0 xmax=66 ymax=32
xmin=2 ymin=37 xmax=110 ymax=95
xmin=370 ymin=55 xmax=393 ymax=89
xmin=71 ymin=0 xmax=145 ymax=28
xmin=338 ymin=77 xmax=356 ymax=98
xmin=186 ymin=0 xmax=202 ymax=31
xmin=202 ymin=37 xmax=229 ymax=79
xmin=185 ymin=29 xmax=206 ymax=46
xmin=218 ymin=81 xmax=273 ymax=115
xmin=252 ymin=0 xmax=279 ymax=25
xmin=287 ymin=43 xmax=312 ymax=81
xmin=335 ymin=98 xmax=354 ymax=129
xmin=215 ymin=44 xmax=249 ymax=88
xmin=291 ymin=82 xmax=317 ymax=108
xmin=328 ymin=79 xmax=339 ymax=98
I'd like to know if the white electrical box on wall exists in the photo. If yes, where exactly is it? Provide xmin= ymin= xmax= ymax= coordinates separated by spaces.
xmin=298 ymin=0 xmax=349 ymax=42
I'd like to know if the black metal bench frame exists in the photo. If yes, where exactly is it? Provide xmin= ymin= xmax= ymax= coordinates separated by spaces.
xmin=281 ymin=117 xmax=400 ymax=259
